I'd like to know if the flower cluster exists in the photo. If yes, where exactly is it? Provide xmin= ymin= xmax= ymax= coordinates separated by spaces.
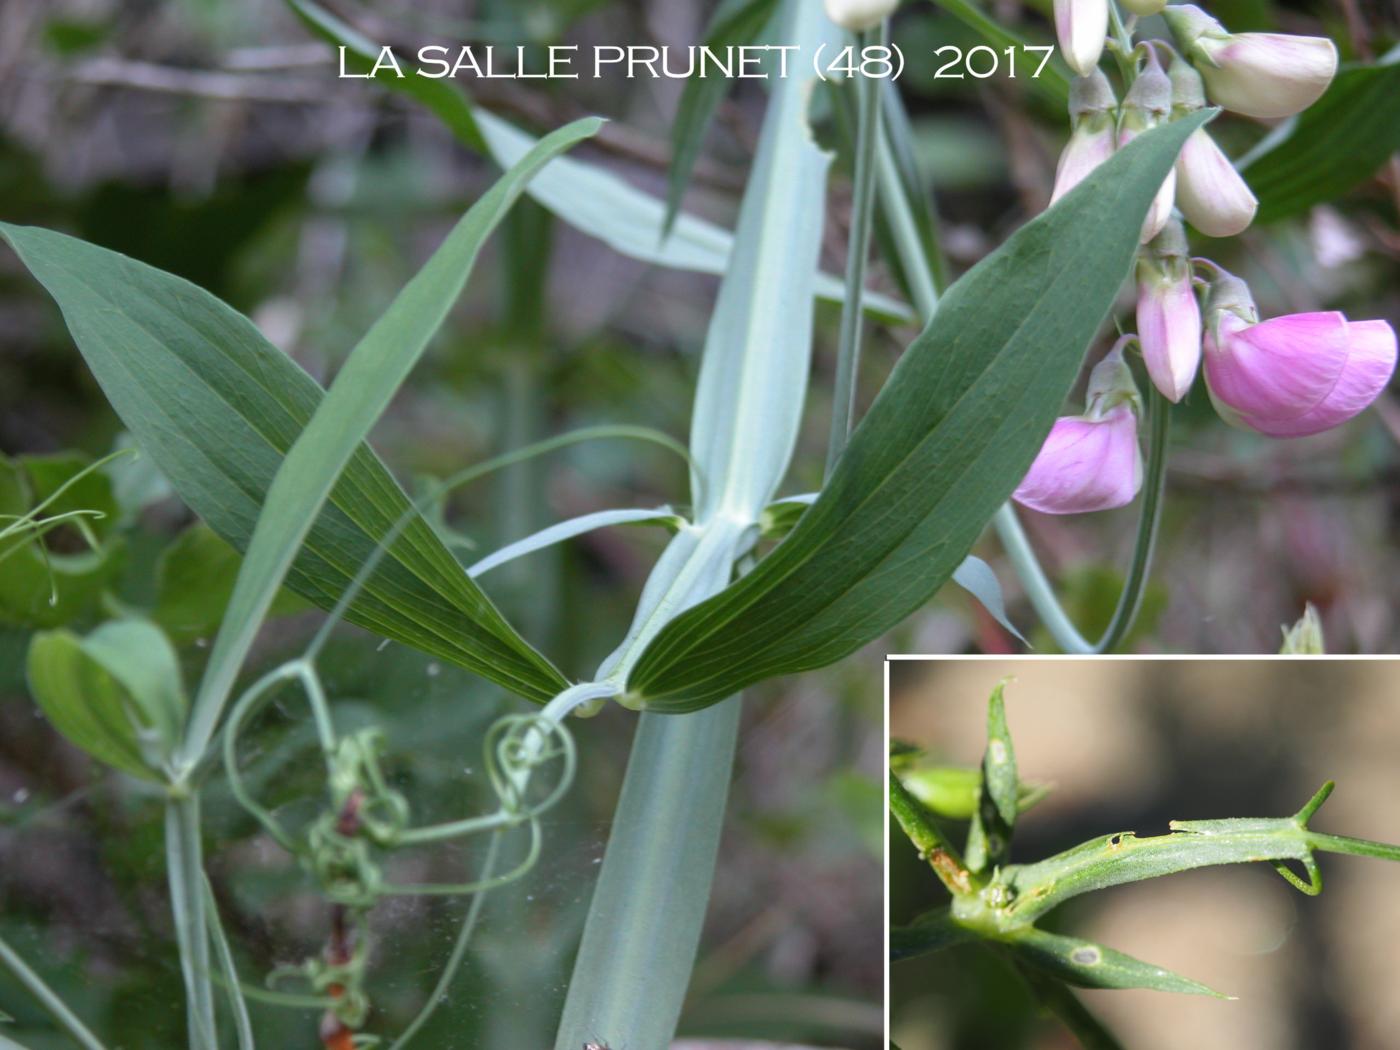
xmin=1018 ymin=3 xmax=1396 ymax=515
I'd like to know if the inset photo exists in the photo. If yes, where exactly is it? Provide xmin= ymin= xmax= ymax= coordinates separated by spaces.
xmin=888 ymin=658 xmax=1400 ymax=1050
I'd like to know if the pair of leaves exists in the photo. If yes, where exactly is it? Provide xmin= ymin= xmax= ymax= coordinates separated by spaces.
xmin=625 ymin=111 xmax=1212 ymax=712
xmin=1245 ymin=52 xmax=1400 ymax=222
xmin=1 ymin=119 xmax=601 ymax=739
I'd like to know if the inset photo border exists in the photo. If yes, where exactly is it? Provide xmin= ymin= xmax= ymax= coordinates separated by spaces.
xmin=886 ymin=656 xmax=1400 ymax=1050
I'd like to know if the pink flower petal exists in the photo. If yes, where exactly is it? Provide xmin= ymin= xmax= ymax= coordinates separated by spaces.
xmin=1246 ymin=319 xmax=1397 ymax=436
xmin=1013 ymin=405 xmax=1142 ymax=514
xmin=1137 ymin=273 xmax=1201 ymax=402
xmin=1204 ymin=311 xmax=1350 ymax=425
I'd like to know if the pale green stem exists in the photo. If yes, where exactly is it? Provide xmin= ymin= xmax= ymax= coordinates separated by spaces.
xmin=202 ymin=876 xmax=255 ymax=1050
xmin=0 ymin=933 xmax=110 ymax=1050
xmin=165 ymin=793 xmax=218 ymax=1050
xmin=552 ymin=700 xmax=741 ymax=1050
xmin=875 ymin=129 xmax=939 ymax=320
xmin=826 ymin=23 xmax=887 ymax=476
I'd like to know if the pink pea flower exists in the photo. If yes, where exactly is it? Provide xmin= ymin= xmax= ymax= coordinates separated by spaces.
xmin=1054 ymin=0 xmax=1108 ymax=77
xmin=1204 ymin=310 xmax=1398 ymax=437
xmin=1014 ymin=351 xmax=1143 ymax=514
xmin=1164 ymin=5 xmax=1337 ymax=119
xmin=1136 ymin=221 xmax=1201 ymax=402
xmin=1051 ymin=71 xmax=1117 ymax=205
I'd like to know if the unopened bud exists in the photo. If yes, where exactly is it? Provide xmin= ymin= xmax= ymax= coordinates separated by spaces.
xmin=1136 ymin=221 xmax=1201 ymax=402
xmin=1175 ymin=128 xmax=1258 ymax=237
xmin=1163 ymin=4 xmax=1337 ymax=119
xmin=824 ymin=0 xmax=899 ymax=32
xmin=1280 ymin=604 xmax=1325 ymax=654
xmin=1054 ymin=0 xmax=1109 ymax=77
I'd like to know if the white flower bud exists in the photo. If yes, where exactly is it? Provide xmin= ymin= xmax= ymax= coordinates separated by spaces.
xmin=1175 ymin=129 xmax=1257 ymax=237
xmin=1053 ymin=0 xmax=1109 ymax=77
xmin=824 ymin=0 xmax=899 ymax=32
xmin=1163 ymin=4 xmax=1337 ymax=119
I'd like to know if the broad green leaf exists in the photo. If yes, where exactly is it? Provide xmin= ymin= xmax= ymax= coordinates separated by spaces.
xmin=0 ymin=123 xmax=600 ymax=744
xmin=664 ymin=0 xmax=779 ymax=232
xmin=0 ymin=220 xmax=567 ymax=705
xmin=27 ymin=620 xmax=186 ymax=781
xmin=625 ymin=112 xmax=1213 ymax=712
xmin=761 ymin=501 xmax=1024 ymax=639
xmin=1008 ymin=928 xmax=1226 ymax=997
xmin=286 ymin=0 xmax=913 ymax=325
xmin=1244 ymin=55 xmax=1400 ymax=222
xmin=152 ymin=524 xmax=307 ymax=644
xmin=174 ymin=117 xmax=600 ymax=764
